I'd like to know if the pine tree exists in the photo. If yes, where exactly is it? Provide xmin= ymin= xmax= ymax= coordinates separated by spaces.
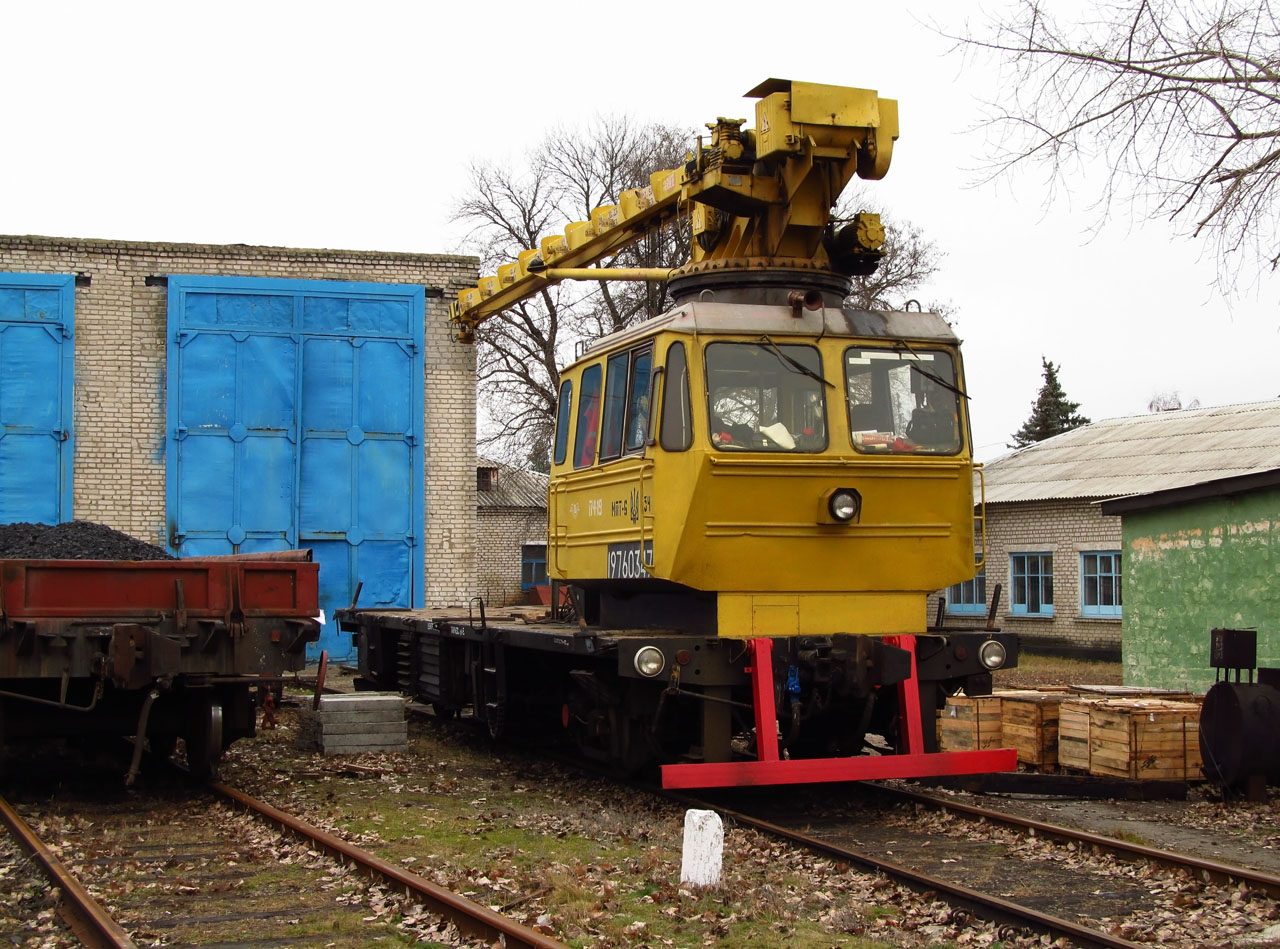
xmin=1009 ymin=358 xmax=1091 ymax=448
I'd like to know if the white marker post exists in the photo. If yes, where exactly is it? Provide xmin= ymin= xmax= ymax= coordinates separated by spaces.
xmin=679 ymin=809 xmax=723 ymax=886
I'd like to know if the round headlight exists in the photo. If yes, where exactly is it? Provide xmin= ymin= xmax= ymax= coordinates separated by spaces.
xmin=978 ymin=639 xmax=1007 ymax=670
xmin=633 ymin=646 xmax=666 ymax=678
xmin=828 ymin=489 xmax=859 ymax=522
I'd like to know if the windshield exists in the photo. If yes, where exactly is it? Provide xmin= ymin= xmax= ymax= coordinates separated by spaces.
xmin=705 ymin=341 xmax=827 ymax=452
xmin=845 ymin=347 xmax=962 ymax=454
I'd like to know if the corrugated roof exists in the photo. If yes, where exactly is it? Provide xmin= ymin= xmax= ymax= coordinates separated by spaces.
xmin=476 ymin=459 xmax=548 ymax=509
xmin=981 ymin=400 xmax=1280 ymax=503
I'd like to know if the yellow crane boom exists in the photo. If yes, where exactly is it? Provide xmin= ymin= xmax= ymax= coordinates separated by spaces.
xmin=450 ymin=78 xmax=899 ymax=342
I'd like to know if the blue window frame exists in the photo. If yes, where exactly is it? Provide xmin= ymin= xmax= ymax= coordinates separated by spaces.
xmin=1011 ymin=553 xmax=1054 ymax=616
xmin=946 ymin=563 xmax=987 ymax=615
xmin=521 ymin=544 xmax=548 ymax=589
xmin=1081 ymin=551 xmax=1122 ymax=617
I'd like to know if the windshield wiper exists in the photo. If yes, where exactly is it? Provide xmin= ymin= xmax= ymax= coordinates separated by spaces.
xmin=757 ymin=336 xmax=835 ymax=388
xmin=892 ymin=339 xmax=970 ymax=401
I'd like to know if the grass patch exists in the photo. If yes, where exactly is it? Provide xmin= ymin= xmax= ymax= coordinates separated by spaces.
xmin=995 ymin=650 xmax=1122 ymax=689
xmin=1114 ymin=830 xmax=1150 ymax=847
xmin=224 ymin=707 xmax=993 ymax=948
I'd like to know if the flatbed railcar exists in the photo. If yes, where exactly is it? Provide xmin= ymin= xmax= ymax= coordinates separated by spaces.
xmin=342 ymin=78 xmax=1019 ymax=788
xmin=0 ymin=551 xmax=320 ymax=779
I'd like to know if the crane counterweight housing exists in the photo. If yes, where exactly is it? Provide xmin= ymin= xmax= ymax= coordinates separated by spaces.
xmin=344 ymin=79 xmax=1019 ymax=789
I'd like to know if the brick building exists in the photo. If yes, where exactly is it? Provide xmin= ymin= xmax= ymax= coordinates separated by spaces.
xmin=0 ymin=235 xmax=479 ymax=659
xmin=476 ymin=460 xmax=549 ymax=607
xmin=932 ymin=401 xmax=1280 ymax=660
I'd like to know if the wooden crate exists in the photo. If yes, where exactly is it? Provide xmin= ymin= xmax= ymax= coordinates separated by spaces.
xmin=939 ymin=695 xmax=1005 ymax=751
xmin=1058 ymin=699 xmax=1105 ymax=772
xmin=1001 ymin=693 xmax=1069 ymax=769
xmin=1088 ymin=699 xmax=1203 ymax=780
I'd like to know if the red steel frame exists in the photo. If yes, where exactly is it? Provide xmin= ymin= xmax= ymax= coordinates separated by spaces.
xmin=661 ymin=635 xmax=1017 ymax=789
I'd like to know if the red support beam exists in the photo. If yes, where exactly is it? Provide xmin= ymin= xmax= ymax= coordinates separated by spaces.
xmin=885 ymin=634 xmax=924 ymax=754
xmin=660 ymin=632 xmax=1018 ymax=789
xmin=748 ymin=638 xmax=780 ymax=762
xmin=662 ymin=749 xmax=1018 ymax=788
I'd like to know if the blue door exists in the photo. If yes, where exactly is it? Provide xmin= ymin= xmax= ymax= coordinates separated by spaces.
xmin=166 ymin=277 xmax=424 ymax=659
xmin=0 ymin=274 xmax=75 ymax=525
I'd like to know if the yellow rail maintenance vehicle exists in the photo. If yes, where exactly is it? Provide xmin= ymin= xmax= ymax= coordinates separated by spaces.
xmin=339 ymin=79 xmax=1018 ymax=787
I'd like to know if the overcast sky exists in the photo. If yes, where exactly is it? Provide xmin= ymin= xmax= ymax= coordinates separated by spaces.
xmin=3 ymin=0 xmax=1276 ymax=460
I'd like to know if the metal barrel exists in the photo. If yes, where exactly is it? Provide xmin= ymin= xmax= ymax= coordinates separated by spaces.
xmin=1199 ymin=681 xmax=1280 ymax=787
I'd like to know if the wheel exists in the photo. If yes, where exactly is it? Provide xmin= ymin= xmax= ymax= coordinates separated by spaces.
xmin=431 ymin=702 xmax=458 ymax=721
xmin=184 ymin=700 xmax=224 ymax=780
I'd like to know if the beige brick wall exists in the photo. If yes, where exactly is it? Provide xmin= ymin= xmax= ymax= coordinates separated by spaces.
xmin=1 ymin=234 xmax=479 ymax=607
xmin=930 ymin=498 xmax=1123 ymax=655
xmin=477 ymin=508 xmax=547 ymax=606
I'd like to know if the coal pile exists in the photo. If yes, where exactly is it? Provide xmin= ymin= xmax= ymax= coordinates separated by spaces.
xmin=0 ymin=521 xmax=176 ymax=561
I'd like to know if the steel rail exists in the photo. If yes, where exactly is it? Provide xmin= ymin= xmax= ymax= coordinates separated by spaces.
xmin=677 ymin=794 xmax=1149 ymax=949
xmin=210 ymin=781 xmax=569 ymax=949
xmin=0 ymin=795 xmax=136 ymax=949
xmin=875 ymin=782 xmax=1280 ymax=899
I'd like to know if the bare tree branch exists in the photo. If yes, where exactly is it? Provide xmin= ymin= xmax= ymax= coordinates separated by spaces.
xmin=453 ymin=119 xmax=693 ymax=469
xmin=949 ymin=0 xmax=1280 ymax=288
xmin=838 ymin=188 xmax=949 ymax=313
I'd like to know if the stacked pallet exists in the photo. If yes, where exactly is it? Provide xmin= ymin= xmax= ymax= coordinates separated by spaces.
xmin=1001 ymin=692 xmax=1071 ymax=770
xmin=1057 ymin=698 xmax=1105 ymax=772
xmin=1060 ymin=698 xmax=1202 ymax=780
xmin=938 ymin=689 xmax=1066 ymax=755
xmin=298 ymin=693 xmax=408 ymax=755
xmin=938 ymin=694 xmax=1005 ymax=752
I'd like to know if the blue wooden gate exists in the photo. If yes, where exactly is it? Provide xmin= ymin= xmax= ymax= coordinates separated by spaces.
xmin=0 ymin=273 xmax=75 ymax=525
xmin=166 ymin=277 xmax=424 ymax=659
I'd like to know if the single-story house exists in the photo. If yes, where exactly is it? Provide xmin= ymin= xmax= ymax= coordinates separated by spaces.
xmin=931 ymin=400 xmax=1280 ymax=662
xmin=476 ymin=460 xmax=549 ymax=607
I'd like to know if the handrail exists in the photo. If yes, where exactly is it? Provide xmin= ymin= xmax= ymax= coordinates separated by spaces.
xmin=974 ymin=462 xmax=987 ymax=570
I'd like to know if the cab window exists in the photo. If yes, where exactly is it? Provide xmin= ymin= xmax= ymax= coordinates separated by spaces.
xmin=845 ymin=348 xmax=962 ymax=454
xmin=553 ymin=378 xmax=572 ymax=466
xmin=660 ymin=342 xmax=692 ymax=452
xmin=600 ymin=344 xmax=653 ymax=462
xmin=573 ymin=364 xmax=602 ymax=468
xmin=624 ymin=348 xmax=653 ymax=452
xmin=705 ymin=341 xmax=827 ymax=452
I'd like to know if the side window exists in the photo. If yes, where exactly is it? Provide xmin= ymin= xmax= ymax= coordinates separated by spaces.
xmin=573 ymin=364 xmax=602 ymax=469
xmin=946 ymin=560 xmax=987 ymax=615
xmin=599 ymin=345 xmax=655 ymax=463
xmin=1010 ymin=553 xmax=1054 ymax=616
xmin=521 ymin=544 xmax=548 ymax=589
xmin=600 ymin=352 xmax=630 ymax=462
xmin=553 ymin=379 xmax=572 ymax=466
xmin=660 ymin=342 xmax=692 ymax=451
xmin=1081 ymin=551 xmax=1122 ymax=617
xmin=623 ymin=348 xmax=653 ymax=452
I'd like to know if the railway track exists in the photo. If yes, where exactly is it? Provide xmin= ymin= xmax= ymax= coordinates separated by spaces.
xmin=871 ymin=781 xmax=1280 ymax=899
xmin=0 ymin=776 xmax=567 ymax=949
xmin=684 ymin=783 xmax=1279 ymax=948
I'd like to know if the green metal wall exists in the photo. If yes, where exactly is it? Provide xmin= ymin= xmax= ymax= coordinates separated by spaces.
xmin=1122 ymin=487 xmax=1279 ymax=692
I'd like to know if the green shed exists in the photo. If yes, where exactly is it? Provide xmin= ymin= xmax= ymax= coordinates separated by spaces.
xmin=1101 ymin=469 xmax=1280 ymax=693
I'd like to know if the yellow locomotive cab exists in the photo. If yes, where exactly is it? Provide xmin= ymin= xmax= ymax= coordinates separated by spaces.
xmin=548 ymin=293 xmax=976 ymax=639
